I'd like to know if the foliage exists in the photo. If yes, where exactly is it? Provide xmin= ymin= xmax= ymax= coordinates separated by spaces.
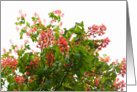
xmin=1 ymin=10 xmax=126 ymax=91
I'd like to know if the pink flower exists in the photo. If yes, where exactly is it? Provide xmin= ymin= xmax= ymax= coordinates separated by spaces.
xmin=24 ymin=13 xmax=27 ymax=17
xmin=16 ymin=27 xmax=19 ymax=31
xmin=14 ymin=49 xmax=18 ymax=54
xmin=21 ymin=14 xmax=24 ymax=18
xmin=61 ymin=13 xmax=64 ymax=17
xmin=9 ymin=51 xmax=12 ymax=54
xmin=33 ymin=21 xmax=36 ymax=25
xmin=34 ymin=12 xmax=38 ymax=17
xmin=32 ymin=49 xmax=37 ymax=54
xmin=33 ymin=27 xmax=38 ymax=32
xmin=60 ymin=29 xmax=64 ymax=34
xmin=9 ymin=39 xmax=14 ymax=45
xmin=116 ymin=59 xmax=118 ymax=63
xmin=92 ymin=24 xmax=99 ymax=31
xmin=3 ymin=48 xmax=6 ymax=53
xmin=43 ymin=19 xmax=46 ymax=24
xmin=19 ymin=9 xmax=22 ymax=14
xmin=26 ymin=32 xmax=30 ymax=37
xmin=59 ymin=22 xmax=63 ymax=27
xmin=100 ymin=24 xmax=107 ymax=31
xmin=53 ymin=10 xmax=62 ymax=16
xmin=24 ymin=40 xmax=29 ymax=44
xmin=20 ymin=45 xmax=23 ymax=49
xmin=113 ymin=81 xmax=116 ymax=87
xmin=15 ymin=45 xmax=18 ymax=49
xmin=105 ymin=56 xmax=111 ymax=63
xmin=50 ymin=19 xmax=56 ymax=23
xmin=116 ymin=78 xmax=119 ymax=81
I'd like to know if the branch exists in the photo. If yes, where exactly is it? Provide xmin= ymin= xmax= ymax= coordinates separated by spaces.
xmin=27 ymin=83 xmax=32 ymax=91
xmin=55 ymin=70 xmax=69 ymax=91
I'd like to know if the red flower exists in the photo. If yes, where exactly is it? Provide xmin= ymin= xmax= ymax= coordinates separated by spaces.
xmin=14 ymin=75 xmax=25 ymax=86
xmin=84 ymin=72 xmax=90 ymax=77
xmin=26 ymin=72 xmax=30 ymax=76
xmin=116 ymin=78 xmax=119 ymax=81
xmin=32 ymin=75 xmax=35 ymax=79
xmin=95 ymin=78 xmax=99 ymax=86
xmin=14 ymin=89 xmax=18 ymax=91
xmin=70 ymin=76 xmax=73 ymax=79
xmin=1 ymin=57 xmax=18 ymax=69
xmin=29 ymin=79 xmax=33 ymax=82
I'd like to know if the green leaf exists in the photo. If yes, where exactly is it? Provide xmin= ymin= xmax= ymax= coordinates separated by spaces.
xmin=53 ymin=25 xmax=60 ymax=32
xmin=20 ymin=32 xmax=23 ymax=39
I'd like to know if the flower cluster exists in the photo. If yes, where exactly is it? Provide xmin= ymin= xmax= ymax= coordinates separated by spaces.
xmin=1 ymin=57 xmax=18 ymax=71
xmin=84 ymin=72 xmax=90 ymax=77
xmin=119 ymin=58 xmax=126 ymax=77
xmin=70 ymin=76 xmax=74 ymax=79
xmin=24 ymin=40 xmax=29 ymax=44
xmin=101 ymin=56 xmax=111 ymax=63
xmin=3 ymin=48 xmax=7 ymax=53
xmin=28 ymin=75 xmax=36 ymax=83
xmin=1 ymin=10 xmax=127 ymax=91
xmin=37 ymin=29 xmax=54 ymax=49
xmin=46 ymin=50 xmax=55 ymax=66
xmin=14 ymin=89 xmax=18 ymax=91
xmin=14 ymin=75 xmax=25 ymax=86
xmin=97 ymin=37 xmax=110 ymax=50
xmin=53 ymin=10 xmax=64 ymax=17
xmin=84 ymin=87 xmax=91 ymax=91
xmin=87 ymin=24 xmax=107 ymax=38
xmin=113 ymin=78 xmax=126 ymax=91
xmin=41 ymin=78 xmax=45 ymax=85
xmin=91 ymin=70 xmax=96 ymax=76
xmin=19 ymin=9 xmax=27 ymax=18
xmin=95 ymin=78 xmax=99 ymax=86
xmin=29 ymin=27 xmax=38 ymax=33
xmin=33 ymin=12 xmax=43 ymax=25
xmin=25 ymin=57 xmax=39 ymax=76
xmin=55 ymin=36 xmax=69 ymax=52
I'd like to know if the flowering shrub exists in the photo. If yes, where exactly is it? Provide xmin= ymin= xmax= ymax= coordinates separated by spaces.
xmin=1 ymin=10 xmax=126 ymax=91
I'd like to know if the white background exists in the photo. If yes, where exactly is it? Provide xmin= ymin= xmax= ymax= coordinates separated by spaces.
xmin=1 ymin=1 xmax=126 ymax=62
xmin=127 ymin=0 xmax=137 ymax=92
xmin=0 ymin=1 xmax=129 ymax=91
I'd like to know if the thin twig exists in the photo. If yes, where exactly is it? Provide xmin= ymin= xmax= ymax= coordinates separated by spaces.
xmin=55 ymin=70 xmax=69 ymax=91
xmin=88 ymin=70 xmax=116 ymax=77
xmin=27 ymin=84 xmax=32 ymax=91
